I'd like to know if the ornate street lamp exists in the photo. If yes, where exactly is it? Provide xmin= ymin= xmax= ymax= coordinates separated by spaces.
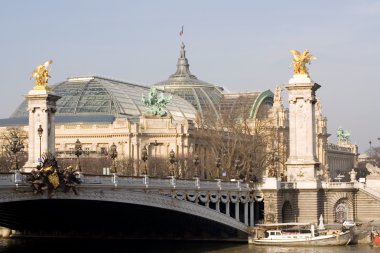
xmin=142 ymin=145 xmax=148 ymax=175
xmin=10 ymin=135 xmax=24 ymax=171
xmin=234 ymin=158 xmax=241 ymax=180
xmin=109 ymin=143 xmax=118 ymax=173
xmin=193 ymin=153 xmax=200 ymax=178
xmin=153 ymin=140 xmax=158 ymax=176
xmin=74 ymin=139 xmax=82 ymax=172
xmin=37 ymin=125 xmax=43 ymax=163
xmin=215 ymin=157 xmax=221 ymax=179
xmin=169 ymin=149 xmax=176 ymax=177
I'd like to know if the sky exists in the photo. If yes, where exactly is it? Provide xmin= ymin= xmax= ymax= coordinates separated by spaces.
xmin=0 ymin=0 xmax=379 ymax=153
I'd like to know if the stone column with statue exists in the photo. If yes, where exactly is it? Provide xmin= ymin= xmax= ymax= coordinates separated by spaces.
xmin=22 ymin=60 xmax=61 ymax=172
xmin=285 ymin=50 xmax=321 ymax=183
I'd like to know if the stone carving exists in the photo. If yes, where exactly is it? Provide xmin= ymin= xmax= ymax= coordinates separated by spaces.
xmin=318 ymin=214 xmax=325 ymax=230
xmin=274 ymin=85 xmax=283 ymax=104
xmin=315 ymin=97 xmax=322 ymax=116
xmin=31 ymin=60 xmax=53 ymax=91
xmin=142 ymin=87 xmax=172 ymax=117
xmin=290 ymin=49 xmax=316 ymax=76
xmin=337 ymin=127 xmax=351 ymax=143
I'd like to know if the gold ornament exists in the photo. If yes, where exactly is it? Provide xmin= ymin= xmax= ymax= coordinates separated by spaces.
xmin=289 ymin=49 xmax=316 ymax=76
xmin=31 ymin=60 xmax=53 ymax=90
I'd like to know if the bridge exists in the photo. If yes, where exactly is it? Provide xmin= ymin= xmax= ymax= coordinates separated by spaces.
xmin=0 ymin=172 xmax=255 ymax=241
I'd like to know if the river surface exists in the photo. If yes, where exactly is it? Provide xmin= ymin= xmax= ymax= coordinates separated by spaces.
xmin=0 ymin=239 xmax=377 ymax=253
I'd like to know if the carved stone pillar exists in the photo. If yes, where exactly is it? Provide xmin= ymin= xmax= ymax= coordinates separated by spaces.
xmin=23 ymin=89 xmax=60 ymax=172
xmin=286 ymin=74 xmax=321 ymax=182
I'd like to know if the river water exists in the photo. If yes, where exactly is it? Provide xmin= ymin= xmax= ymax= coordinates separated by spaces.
xmin=0 ymin=239 xmax=376 ymax=253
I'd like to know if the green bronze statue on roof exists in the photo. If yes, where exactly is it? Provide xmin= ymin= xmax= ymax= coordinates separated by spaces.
xmin=142 ymin=87 xmax=172 ymax=117
xmin=337 ymin=127 xmax=351 ymax=143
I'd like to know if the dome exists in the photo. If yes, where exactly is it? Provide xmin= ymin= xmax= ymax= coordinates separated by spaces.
xmin=154 ymin=43 xmax=224 ymax=117
xmin=9 ymin=76 xmax=197 ymax=123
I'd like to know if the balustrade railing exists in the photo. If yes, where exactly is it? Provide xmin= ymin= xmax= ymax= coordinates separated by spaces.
xmin=8 ymin=172 xmax=251 ymax=191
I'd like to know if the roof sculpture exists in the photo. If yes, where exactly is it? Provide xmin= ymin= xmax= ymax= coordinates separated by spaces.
xmin=142 ymin=87 xmax=172 ymax=117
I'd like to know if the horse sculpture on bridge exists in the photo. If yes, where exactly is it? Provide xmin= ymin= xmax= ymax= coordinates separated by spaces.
xmin=27 ymin=152 xmax=81 ymax=198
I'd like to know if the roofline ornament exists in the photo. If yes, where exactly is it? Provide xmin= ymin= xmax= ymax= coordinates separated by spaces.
xmin=142 ymin=87 xmax=172 ymax=117
xmin=337 ymin=127 xmax=351 ymax=144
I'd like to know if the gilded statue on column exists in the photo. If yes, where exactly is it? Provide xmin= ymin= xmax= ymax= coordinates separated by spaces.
xmin=31 ymin=60 xmax=53 ymax=91
xmin=289 ymin=49 xmax=316 ymax=76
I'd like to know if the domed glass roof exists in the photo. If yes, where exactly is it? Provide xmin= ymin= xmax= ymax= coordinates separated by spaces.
xmin=10 ymin=76 xmax=197 ymax=123
xmin=154 ymin=43 xmax=224 ymax=117
xmin=153 ymin=43 xmax=275 ymax=120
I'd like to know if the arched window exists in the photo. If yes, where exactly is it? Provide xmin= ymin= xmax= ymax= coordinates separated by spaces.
xmin=335 ymin=200 xmax=348 ymax=223
xmin=282 ymin=201 xmax=295 ymax=223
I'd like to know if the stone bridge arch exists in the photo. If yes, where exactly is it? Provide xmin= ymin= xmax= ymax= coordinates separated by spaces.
xmin=0 ymin=186 xmax=250 ymax=240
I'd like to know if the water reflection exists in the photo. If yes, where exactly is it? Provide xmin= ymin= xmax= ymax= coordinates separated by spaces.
xmin=0 ymin=239 xmax=375 ymax=253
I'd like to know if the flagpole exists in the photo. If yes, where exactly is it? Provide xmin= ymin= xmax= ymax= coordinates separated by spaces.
xmin=179 ymin=25 xmax=184 ymax=44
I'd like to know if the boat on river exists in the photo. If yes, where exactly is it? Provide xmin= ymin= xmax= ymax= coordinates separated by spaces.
xmin=248 ymin=223 xmax=352 ymax=246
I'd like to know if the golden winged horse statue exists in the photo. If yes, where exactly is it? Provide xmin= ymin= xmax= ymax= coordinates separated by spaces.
xmin=289 ymin=49 xmax=316 ymax=76
xmin=31 ymin=60 xmax=53 ymax=90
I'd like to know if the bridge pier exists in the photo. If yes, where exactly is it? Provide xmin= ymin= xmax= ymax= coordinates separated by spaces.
xmin=235 ymin=202 xmax=239 ymax=222
xmin=226 ymin=202 xmax=230 ymax=216
xmin=250 ymin=201 xmax=254 ymax=226
xmin=244 ymin=202 xmax=249 ymax=226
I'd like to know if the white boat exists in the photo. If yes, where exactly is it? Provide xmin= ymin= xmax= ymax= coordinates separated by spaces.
xmin=248 ymin=223 xmax=352 ymax=246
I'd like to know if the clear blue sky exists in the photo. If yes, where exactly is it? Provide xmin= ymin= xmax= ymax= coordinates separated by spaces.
xmin=1 ymin=0 xmax=379 ymax=153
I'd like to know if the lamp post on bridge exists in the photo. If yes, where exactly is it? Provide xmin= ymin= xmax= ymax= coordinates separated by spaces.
xmin=234 ymin=158 xmax=241 ymax=180
xmin=37 ymin=125 xmax=43 ymax=164
xmin=74 ymin=139 xmax=82 ymax=172
xmin=215 ymin=157 xmax=221 ymax=179
xmin=193 ymin=153 xmax=200 ymax=178
xmin=109 ymin=143 xmax=118 ymax=174
xmin=169 ymin=149 xmax=176 ymax=177
xmin=142 ymin=145 xmax=148 ymax=175
xmin=153 ymin=140 xmax=158 ymax=176
xmin=10 ymin=135 xmax=24 ymax=171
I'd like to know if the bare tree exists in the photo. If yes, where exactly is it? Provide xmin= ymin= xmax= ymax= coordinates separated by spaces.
xmin=0 ymin=127 xmax=27 ymax=172
xmin=191 ymin=95 xmax=283 ymax=182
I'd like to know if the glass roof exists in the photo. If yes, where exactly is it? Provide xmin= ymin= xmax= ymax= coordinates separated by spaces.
xmin=10 ymin=76 xmax=197 ymax=123
xmin=154 ymin=43 xmax=225 ymax=117
xmin=153 ymin=43 xmax=274 ymax=119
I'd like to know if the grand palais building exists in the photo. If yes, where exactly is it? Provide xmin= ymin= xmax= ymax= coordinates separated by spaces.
xmin=0 ymin=43 xmax=358 ymax=180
